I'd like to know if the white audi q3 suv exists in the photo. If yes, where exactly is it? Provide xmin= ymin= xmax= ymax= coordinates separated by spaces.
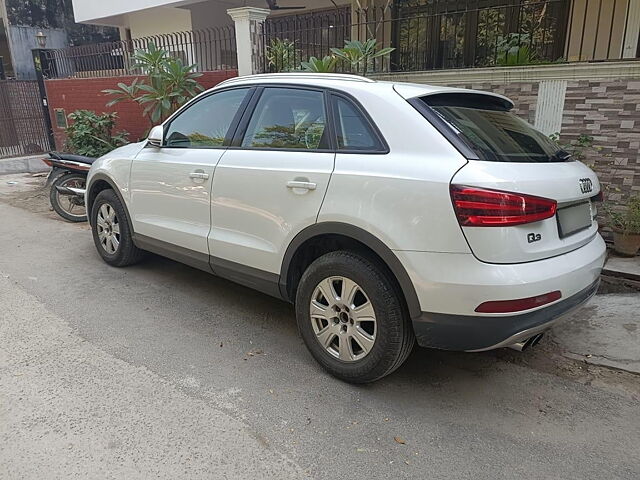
xmin=86 ymin=73 xmax=606 ymax=382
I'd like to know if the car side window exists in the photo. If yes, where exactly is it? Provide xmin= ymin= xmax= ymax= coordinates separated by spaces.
xmin=241 ymin=88 xmax=328 ymax=150
xmin=332 ymin=95 xmax=384 ymax=151
xmin=164 ymin=88 xmax=250 ymax=148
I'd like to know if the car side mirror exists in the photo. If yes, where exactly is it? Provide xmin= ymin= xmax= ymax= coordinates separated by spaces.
xmin=147 ymin=125 xmax=164 ymax=148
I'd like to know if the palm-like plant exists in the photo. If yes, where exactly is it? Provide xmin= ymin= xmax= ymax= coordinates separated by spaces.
xmin=330 ymin=40 xmax=394 ymax=76
xmin=103 ymin=43 xmax=204 ymax=125
xmin=300 ymin=56 xmax=337 ymax=73
xmin=266 ymin=38 xmax=298 ymax=72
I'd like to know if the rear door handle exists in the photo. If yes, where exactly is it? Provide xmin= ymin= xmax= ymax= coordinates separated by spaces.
xmin=189 ymin=172 xmax=209 ymax=180
xmin=286 ymin=181 xmax=317 ymax=190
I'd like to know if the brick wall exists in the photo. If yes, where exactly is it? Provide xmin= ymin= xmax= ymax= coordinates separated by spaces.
xmin=562 ymin=80 xmax=640 ymax=202
xmin=44 ymin=70 xmax=238 ymax=149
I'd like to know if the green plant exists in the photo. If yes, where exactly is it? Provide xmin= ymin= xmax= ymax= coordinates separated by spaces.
xmin=330 ymin=39 xmax=394 ymax=76
xmin=607 ymin=196 xmax=640 ymax=234
xmin=549 ymin=133 xmax=601 ymax=165
xmin=300 ymin=55 xmax=337 ymax=73
xmin=266 ymin=38 xmax=298 ymax=72
xmin=65 ymin=110 xmax=128 ymax=157
xmin=103 ymin=43 xmax=204 ymax=125
xmin=496 ymin=33 xmax=537 ymax=66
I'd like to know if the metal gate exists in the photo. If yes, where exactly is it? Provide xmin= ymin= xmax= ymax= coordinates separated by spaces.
xmin=0 ymin=80 xmax=51 ymax=159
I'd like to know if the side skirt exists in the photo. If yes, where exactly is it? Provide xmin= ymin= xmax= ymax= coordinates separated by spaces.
xmin=133 ymin=234 xmax=284 ymax=300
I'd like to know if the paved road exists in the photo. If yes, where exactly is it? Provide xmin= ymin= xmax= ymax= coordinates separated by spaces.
xmin=1 ymin=201 xmax=639 ymax=479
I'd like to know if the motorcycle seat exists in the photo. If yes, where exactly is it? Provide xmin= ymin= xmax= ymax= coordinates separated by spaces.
xmin=49 ymin=152 xmax=96 ymax=165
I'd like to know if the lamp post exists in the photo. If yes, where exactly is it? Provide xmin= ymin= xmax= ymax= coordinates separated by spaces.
xmin=32 ymin=31 xmax=55 ymax=150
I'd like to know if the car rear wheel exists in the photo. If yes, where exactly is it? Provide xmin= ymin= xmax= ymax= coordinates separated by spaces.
xmin=90 ymin=189 xmax=145 ymax=267
xmin=295 ymin=251 xmax=414 ymax=383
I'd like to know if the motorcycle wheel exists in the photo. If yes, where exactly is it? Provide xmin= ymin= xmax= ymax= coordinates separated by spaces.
xmin=50 ymin=172 xmax=87 ymax=222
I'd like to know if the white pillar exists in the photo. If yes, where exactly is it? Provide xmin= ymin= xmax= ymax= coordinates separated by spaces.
xmin=622 ymin=0 xmax=640 ymax=59
xmin=227 ymin=7 xmax=270 ymax=76
xmin=534 ymin=80 xmax=568 ymax=136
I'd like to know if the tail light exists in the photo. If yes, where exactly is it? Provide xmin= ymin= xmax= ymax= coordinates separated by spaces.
xmin=450 ymin=185 xmax=557 ymax=227
xmin=42 ymin=158 xmax=52 ymax=167
xmin=475 ymin=291 xmax=562 ymax=313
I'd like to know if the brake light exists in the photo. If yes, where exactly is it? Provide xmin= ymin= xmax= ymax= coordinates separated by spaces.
xmin=450 ymin=185 xmax=557 ymax=227
xmin=475 ymin=291 xmax=561 ymax=313
xmin=42 ymin=158 xmax=52 ymax=167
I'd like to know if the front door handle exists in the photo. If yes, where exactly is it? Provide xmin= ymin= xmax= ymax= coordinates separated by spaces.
xmin=286 ymin=180 xmax=317 ymax=191
xmin=189 ymin=171 xmax=209 ymax=180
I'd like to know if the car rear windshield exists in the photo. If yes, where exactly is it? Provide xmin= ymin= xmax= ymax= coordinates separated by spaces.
xmin=420 ymin=94 xmax=569 ymax=163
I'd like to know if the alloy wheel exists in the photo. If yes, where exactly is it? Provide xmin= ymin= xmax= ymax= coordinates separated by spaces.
xmin=310 ymin=276 xmax=377 ymax=362
xmin=96 ymin=203 xmax=120 ymax=254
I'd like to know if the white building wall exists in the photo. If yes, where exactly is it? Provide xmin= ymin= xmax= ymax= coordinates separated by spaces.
xmin=127 ymin=7 xmax=193 ymax=38
xmin=73 ymin=0 xmax=190 ymax=24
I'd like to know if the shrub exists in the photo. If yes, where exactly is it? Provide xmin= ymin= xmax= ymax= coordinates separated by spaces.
xmin=65 ymin=110 xmax=128 ymax=157
xmin=330 ymin=39 xmax=394 ymax=76
xmin=266 ymin=38 xmax=298 ymax=72
xmin=607 ymin=196 xmax=640 ymax=235
xmin=495 ymin=34 xmax=537 ymax=66
xmin=301 ymin=56 xmax=337 ymax=73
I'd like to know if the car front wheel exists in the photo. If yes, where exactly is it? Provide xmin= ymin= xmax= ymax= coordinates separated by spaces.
xmin=295 ymin=251 xmax=415 ymax=383
xmin=90 ymin=189 xmax=145 ymax=267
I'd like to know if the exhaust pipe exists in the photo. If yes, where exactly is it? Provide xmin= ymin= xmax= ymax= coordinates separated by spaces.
xmin=55 ymin=185 xmax=86 ymax=196
xmin=507 ymin=333 xmax=544 ymax=352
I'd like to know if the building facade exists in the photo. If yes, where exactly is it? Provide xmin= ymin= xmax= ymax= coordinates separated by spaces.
xmin=0 ymin=0 xmax=118 ymax=79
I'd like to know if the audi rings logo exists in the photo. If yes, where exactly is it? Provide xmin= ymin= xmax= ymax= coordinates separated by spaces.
xmin=579 ymin=178 xmax=593 ymax=194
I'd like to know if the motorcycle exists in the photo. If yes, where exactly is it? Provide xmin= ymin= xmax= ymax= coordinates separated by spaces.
xmin=42 ymin=152 xmax=96 ymax=222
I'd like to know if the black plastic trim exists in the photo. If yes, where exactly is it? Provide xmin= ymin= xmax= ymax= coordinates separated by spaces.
xmin=132 ymin=234 xmax=283 ymax=298
xmin=413 ymin=277 xmax=600 ymax=351
xmin=133 ymin=234 xmax=213 ymax=273
xmin=211 ymin=256 xmax=282 ymax=299
xmin=279 ymin=222 xmax=421 ymax=319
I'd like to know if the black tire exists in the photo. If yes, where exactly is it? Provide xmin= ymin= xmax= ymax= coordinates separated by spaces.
xmin=90 ymin=189 xmax=145 ymax=267
xmin=295 ymin=251 xmax=415 ymax=383
xmin=50 ymin=173 xmax=87 ymax=222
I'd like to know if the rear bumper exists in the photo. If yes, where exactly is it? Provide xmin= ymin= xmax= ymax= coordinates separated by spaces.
xmin=412 ymin=277 xmax=600 ymax=351
xmin=396 ymin=234 xmax=606 ymax=351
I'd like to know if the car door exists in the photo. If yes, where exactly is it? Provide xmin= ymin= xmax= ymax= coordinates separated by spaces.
xmin=129 ymin=87 xmax=252 ymax=259
xmin=209 ymin=86 xmax=335 ymax=281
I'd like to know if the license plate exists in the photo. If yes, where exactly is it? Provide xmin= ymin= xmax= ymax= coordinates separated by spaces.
xmin=556 ymin=201 xmax=592 ymax=238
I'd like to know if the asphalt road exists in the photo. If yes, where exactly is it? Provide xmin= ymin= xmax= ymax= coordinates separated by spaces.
xmin=1 ymin=200 xmax=639 ymax=479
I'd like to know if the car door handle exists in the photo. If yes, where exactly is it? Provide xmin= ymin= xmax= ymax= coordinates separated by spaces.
xmin=189 ymin=172 xmax=209 ymax=180
xmin=286 ymin=181 xmax=317 ymax=190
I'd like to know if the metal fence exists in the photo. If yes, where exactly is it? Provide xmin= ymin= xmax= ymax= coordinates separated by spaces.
xmin=262 ymin=7 xmax=351 ymax=73
xmin=0 ymin=80 xmax=51 ymax=158
xmin=42 ymin=26 xmax=237 ymax=79
xmin=261 ymin=0 xmax=639 ymax=74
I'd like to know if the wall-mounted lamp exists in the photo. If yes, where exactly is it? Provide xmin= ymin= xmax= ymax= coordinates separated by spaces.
xmin=35 ymin=31 xmax=47 ymax=49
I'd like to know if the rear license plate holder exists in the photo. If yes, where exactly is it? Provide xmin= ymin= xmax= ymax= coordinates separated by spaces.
xmin=556 ymin=201 xmax=592 ymax=238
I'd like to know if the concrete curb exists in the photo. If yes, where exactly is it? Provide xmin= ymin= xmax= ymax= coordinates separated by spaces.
xmin=0 ymin=155 xmax=49 ymax=175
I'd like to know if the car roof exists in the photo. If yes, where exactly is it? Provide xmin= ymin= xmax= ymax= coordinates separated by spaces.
xmin=214 ymin=73 xmax=514 ymax=108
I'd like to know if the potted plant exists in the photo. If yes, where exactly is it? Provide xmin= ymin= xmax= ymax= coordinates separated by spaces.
xmin=608 ymin=196 xmax=640 ymax=256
